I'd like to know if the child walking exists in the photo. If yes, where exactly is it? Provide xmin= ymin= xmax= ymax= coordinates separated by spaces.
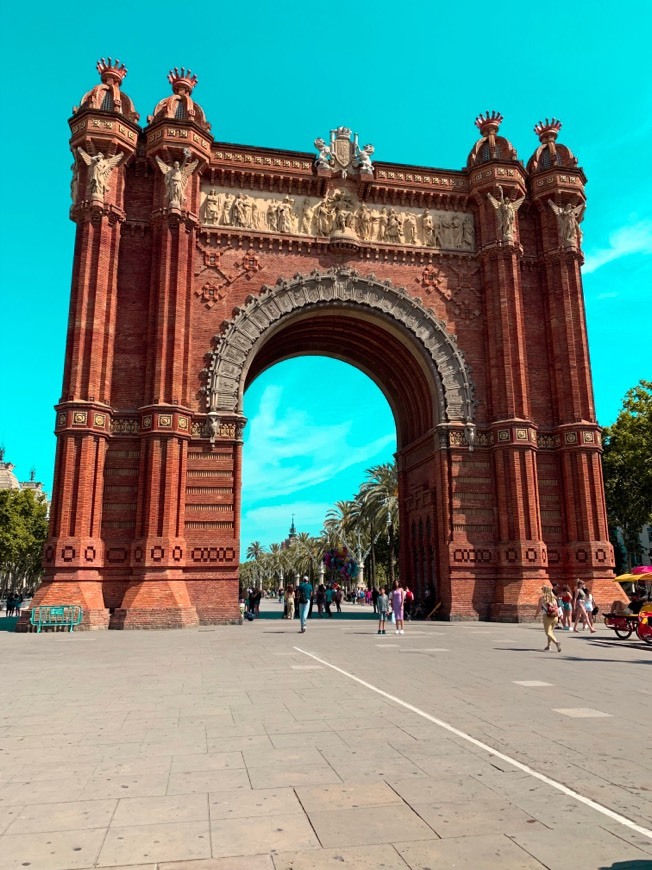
xmin=377 ymin=586 xmax=389 ymax=635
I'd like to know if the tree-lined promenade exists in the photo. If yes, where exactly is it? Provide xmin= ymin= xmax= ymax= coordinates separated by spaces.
xmin=241 ymin=462 xmax=399 ymax=593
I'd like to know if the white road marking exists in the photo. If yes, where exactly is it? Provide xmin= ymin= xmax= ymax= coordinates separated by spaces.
xmin=553 ymin=708 xmax=612 ymax=718
xmin=375 ymin=645 xmax=399 ymax=649
xmin=293 ymin=646 xmax=652 ymax=842
xmin=513 ymin=681 xmax=553 ymax=687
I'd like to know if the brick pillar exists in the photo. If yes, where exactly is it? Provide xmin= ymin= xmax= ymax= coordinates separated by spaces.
xmin=35 ymin=109 xmax=137 ymax=628
xmin=533 ymin=174 xmax=622 ymax=611
xmin=471 ymin=172 xmax=548 ymax=620
xmin=112 ymin=122 xmax=210 ymax=628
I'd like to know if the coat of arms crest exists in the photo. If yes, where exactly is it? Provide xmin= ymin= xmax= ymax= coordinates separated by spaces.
xmin=313 ymin=127 xmax=375 ymax=178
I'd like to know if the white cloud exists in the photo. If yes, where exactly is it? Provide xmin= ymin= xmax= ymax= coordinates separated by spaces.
xmin=242 ymin=384 xmax=395 ymax=501
xmin=583 ymin=220 xmax=652 ymax=275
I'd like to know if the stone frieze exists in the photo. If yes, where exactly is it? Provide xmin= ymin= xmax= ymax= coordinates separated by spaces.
xmin=199 ymin=185 xmax=475 ymax=252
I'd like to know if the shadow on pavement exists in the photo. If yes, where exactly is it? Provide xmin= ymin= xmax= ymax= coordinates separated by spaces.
xmin=0 ymin=616 xmax=18 ymax=632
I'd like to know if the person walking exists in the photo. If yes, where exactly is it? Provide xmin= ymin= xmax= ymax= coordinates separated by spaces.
xmin=324 ymin=585 xmax=333 ymax=618
xmin=371 ymin=587 xmax=379 ymax=613
xmin=377 ymin=586 xmax=389 ymax=635
xmin=573 ymin=580 xmax=596 ymax=633
xmin=390 ymin=580 xmax=405 ymax=635
xmin=539 ymin=586 xmax=562 ymax=651
xmin=315 ymin=584 xmax=326 ymax=617
xmin=285 ymin=586 xmax=295 ymax=620
xmin=334 ymin=586 xmax=342 ymax=613
xmin=298 ymin=576 xmax=313 ymax=634
xmin=404 ymin=585 xmax=414 ymax=621
xmin=560 ymin=584 xmax=573 ymax=630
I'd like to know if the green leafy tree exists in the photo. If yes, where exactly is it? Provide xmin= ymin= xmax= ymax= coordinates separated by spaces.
xmin=358 ymin=462 xmax=399 ymax=585
xmin=0 ymin=489 xmax=49 ymax=595
xmin=602 ymin=380 xmax=652 ymax=569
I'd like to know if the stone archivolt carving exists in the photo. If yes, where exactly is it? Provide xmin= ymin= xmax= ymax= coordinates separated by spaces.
xmin=199 ymin=185 xmax=476 ymax=252
xmin=203 ymin=268 xmax=475 ymax=427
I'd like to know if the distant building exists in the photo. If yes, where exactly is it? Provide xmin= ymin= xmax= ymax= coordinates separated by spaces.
xmin=281 ymin=516 xmax=298 ymax=551
xmin=0 ymin=449 xmax=47 ymax=503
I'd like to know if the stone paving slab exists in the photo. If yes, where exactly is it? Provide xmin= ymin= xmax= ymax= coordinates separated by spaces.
xmin=0 ymin=608 xmax=651 ymax=868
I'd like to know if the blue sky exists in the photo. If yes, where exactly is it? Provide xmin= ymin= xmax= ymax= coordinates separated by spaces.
xmin=1 ymin=1 xmax=650 ymax=550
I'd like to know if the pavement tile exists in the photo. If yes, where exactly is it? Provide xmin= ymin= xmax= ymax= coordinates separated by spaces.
xmin=307 ymin=803 xmax=437 ymax=848
xmin=508 ymin=826 xmax=652 ymax=870
xmin=98 ymin=820 xmax=211 ymax=866
xmin=210 ymin=813 xmax=320 ymax=858
xmin=0 ymin=778 xmax=84 ymax=806
xmin=296 ymin=782 xmax=402 ymax=812
xmin=394 ymin=834 xmax=547 ymax=869
xmin=206 ymin=735 xmax=273 ymax=753
xmin=272 ymin=843 xmax=408 ymax=869
xmin=248 ymin=764 xmax=341 ymax=790
xmin=0 ymin=827 xmax=106 ymax=870
xmin=170 ymin=752 xmax=245 ymax=773
xmin=167 ymin=768 xmax=251 ymax=795
xmin=161 ymin=858 xmax=274 ymax=870
xmin=391 ymin=774 xmax=499 ymax=805
xmin=112 ymin=793 xmax=209 ymax=826
xmin=78 ymin=772 xmax=169 ymax=801
xmin=411 ymin=796 xmax=544 ymax=838
xmin=243 ymin=747 xmax=325 ymax=769
xmin=209 ymin=787 xmax=303 ymax=820
xmin=0 ymin=805 xmax=23 ymax=835
xmin=8 ymin=799 xmax=117 ymax=834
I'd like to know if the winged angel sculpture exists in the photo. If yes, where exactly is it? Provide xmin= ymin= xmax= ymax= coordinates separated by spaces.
xmin=548 ymin=200 xmax=584 ymax=248
xmin=155 ymin=148 xmax=198 ymax=208
xmin=487 ymin=185 xmax=524 ymax=243
xmin=77 ymin=148 xmax=124 ymax=201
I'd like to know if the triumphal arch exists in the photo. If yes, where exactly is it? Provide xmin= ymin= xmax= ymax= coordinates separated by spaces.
xmin=34 ymin=60 xmax=617 ymax=628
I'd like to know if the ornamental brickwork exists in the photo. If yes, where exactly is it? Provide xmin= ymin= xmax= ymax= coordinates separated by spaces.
xmin=28 ymin=63 xmax=626 ymax=629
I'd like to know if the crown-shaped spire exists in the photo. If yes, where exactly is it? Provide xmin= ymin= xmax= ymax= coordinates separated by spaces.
xmin=96 ymin=57 xmax=127 ymax=85
xmin=475 ymin=110 xmax=504 ymax=138
xmin=534 ymin=117 xmax=562 ymax=142
xmin=168 ymin=67 xmax=198 ymax=94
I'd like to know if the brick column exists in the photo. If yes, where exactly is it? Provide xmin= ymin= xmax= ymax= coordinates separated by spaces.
xmin=111 ymin=122 xmax=210 ymax=628
xmin=34 ymin=112 xmax=137 ymax=629
xmin=471 ymin=170 xmax=548 ymax=620
xmin=532 ymin=172 xmax=621 ymax=610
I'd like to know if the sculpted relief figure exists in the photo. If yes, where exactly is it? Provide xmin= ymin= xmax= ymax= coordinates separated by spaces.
xmin=298 ymin=199 xmax=312 ymax=234
xmin=421 ymin=210 xmax=435 ymax=246
xmin=266 ymin=202 xmax=278 ymax=232
xmin=77 ymin=148 xmax=124 ymax=201
xmin=203 ymin=189 xmax=221 ymax=224
xmin=384 ymin=208 xmax=403 ymax=243
xmin=462 ymin=214 xmax=475 ymax=249
xmin=403 ymin=214 xmax=417 ymax=245
xmin=549 ymin=200 xmax=584 ymax=248
xmin=70 ymin=161 xmax=79 ymax=205
xmin=313 ymin=200 xmax=332 ymax=236
xmin=377 ymin=207 xmax=388 ymax=241
xmin=314 ymin=137 xmax=333 ymax=170
xmin=277 ymin=196 xmax=295 ymax=234
xmin=357 ymin=203 xmax=373 ymax=240
xmin=487 ymin=185 xmax=524 ymax=243
xmin=221 ymin=193 xmax=234 ymax=226
xmin=155 ymin=148 xmax=198 ymax=208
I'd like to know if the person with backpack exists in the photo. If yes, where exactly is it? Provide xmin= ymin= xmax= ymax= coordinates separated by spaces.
xmin=539 ymin=585 xmax=562 ymax=652
xmin=404 ymin=585 xmax=414 ymax=621
xmin=297 ymin=576 xmax=313 ymax=634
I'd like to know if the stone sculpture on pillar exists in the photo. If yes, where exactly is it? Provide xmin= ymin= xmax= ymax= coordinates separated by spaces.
xmin=155 ymin=148 xmax=198 ymax=208
xmin=549 ymin=200 xmax=584 ymax=248
xmin=354 ymin=142 xmax=375 ymax=174
xmin=487 ymin=185 xmax=524 ymax=243
xmin=313 ymin=137 xmax=333 ymax=170
xmin=77 ymin=149 xmax=124 ymax=201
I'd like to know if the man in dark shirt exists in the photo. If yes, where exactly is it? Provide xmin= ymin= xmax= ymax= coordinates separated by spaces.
xmin=298 ymin=576 xmax=313 ymax=634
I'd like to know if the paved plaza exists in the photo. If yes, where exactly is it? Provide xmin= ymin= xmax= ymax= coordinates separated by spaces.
xmin=0 ymin=604 xmax=651 ymax=870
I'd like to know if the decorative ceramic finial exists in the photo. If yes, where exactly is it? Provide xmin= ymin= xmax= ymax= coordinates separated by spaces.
xmin=96 ymin=57 xmax=127 ymax=85
xmin=167 ymin=67 xmax=199 ymax=93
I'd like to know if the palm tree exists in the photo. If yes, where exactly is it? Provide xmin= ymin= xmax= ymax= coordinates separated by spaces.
xmin=246 ymin=541 xmax=265 ymax=562
xmin=324 ymin=500 xmax=357 ymax=547
xmin=358 ymin=462 xmax=399 ymax=585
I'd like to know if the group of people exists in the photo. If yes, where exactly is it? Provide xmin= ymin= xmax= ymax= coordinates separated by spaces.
xmin=282 ymin=582 xmax=344 ymax=625
xmin=3 ymin=592 xmax=23 ymax=617
xmin=538 ymin=579 xmax=599 ymax=651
